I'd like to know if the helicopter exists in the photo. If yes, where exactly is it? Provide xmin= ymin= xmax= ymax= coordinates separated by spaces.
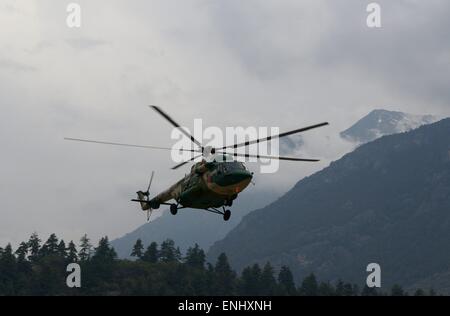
xmin=65 ymin=106 xmax=328 ymax=221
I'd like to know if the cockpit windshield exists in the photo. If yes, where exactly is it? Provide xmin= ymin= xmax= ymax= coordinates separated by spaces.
xmin=221 ymin=161 xmax=246 ymax=173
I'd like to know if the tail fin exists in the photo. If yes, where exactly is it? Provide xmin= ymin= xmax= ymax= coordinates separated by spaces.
xmin=132 ymin=172 xmax=155 ymax=221
xmin=136 ymin=191 xmax=151 ymax=210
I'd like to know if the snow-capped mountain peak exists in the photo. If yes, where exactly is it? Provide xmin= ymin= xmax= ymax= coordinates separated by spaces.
xmin=340 ymin=109 xmax=438 ymax=144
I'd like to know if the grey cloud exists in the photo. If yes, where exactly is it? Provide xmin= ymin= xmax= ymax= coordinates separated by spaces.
xmin=208 ymin=0 xmax=450 ymax=110
xmin=65 ymin=38 xmax=110 ymax=50
xmin=0 ymin=59 xmax=36 ymax=72
xmin=1 ymin=0 xmax=449 ymax=246
xmin=315 ymin=0 xmax=450 ymax=107
xmin=208 ymin=1 xmax=315 ymax=79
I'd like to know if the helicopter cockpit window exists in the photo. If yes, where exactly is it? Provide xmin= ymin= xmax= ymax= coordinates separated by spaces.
xmin=221 ymin=162 xmax=245 ymax=174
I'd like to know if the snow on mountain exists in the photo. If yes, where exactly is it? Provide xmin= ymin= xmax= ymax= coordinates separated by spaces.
xmin=340 ymin=109 xmax=438 ymax=144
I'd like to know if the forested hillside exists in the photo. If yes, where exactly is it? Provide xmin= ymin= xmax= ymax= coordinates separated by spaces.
xmin=209 ymin=119 xmax=450 ymax=293
xmin=0 ymin=233 xmax=432 ymax=296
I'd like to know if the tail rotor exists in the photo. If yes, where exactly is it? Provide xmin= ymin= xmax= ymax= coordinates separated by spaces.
xmin=135 ymin=171 xmax=155 ymax=221
xmin=146 ymin=171 xmax=155 ymax=195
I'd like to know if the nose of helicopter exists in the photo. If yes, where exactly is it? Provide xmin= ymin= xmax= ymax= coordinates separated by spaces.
xmin=220 ymin=170 xmax=253 ymax=186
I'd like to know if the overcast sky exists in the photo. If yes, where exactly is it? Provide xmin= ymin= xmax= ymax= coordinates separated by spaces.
xmin=1 ymin=0 xmax=449 ymax=246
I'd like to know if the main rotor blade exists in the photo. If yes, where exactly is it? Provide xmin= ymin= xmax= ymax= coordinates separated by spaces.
xmin=150 ymin=105 xmax=204 ymax=150
xmin=171 ymin=154 xmax=203 ymax=170
xmin=217 ymin=151 xmax=320 ymax=162
xmin=64 ymin=137 xmax=201 ymax=153
xmin=218 ymin=122 xmax=329 ymax=150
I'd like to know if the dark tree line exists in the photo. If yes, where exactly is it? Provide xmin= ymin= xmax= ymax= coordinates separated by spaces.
xmin=0 ymin=233 xmax=438 ymax=296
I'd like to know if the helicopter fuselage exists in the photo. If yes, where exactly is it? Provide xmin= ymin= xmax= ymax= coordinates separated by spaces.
xmin=148 ymin=159 xmax=253 ymax=210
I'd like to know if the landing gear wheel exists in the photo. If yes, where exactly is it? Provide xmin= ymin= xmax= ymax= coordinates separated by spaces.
xmin=223 ymin=210 xmax=231 ymax=221
xmin=170 ymin=204 xmax=178 ymax=215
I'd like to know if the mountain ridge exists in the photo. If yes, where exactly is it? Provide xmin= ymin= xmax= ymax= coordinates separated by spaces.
xmin=340 ymin=109 xmax=438 ymax=144
xmin=208 ymin=118 xmax=450 ymax=292
xmin=111 ymin=188 xmax=278 ymax=258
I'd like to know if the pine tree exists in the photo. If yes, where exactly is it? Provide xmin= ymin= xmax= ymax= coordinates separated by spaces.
xmin=350 ymin=284 xmax=359 ymax=296
xmin=160 ymin=239 xmax=179 ymax=263
xmin=40 ymin=233 xmax=59 ymax=256
xmin=0 ymin=244 xmax=17 ymax=295
xmin=14 ymin=242 xmax=32 ymax=286
xmin=414 ymin=288 xmax=425 ymax=296
xmin=27 ymin=233 xmax=41 ymax=263
xmin=361 ymin=285 xmax=379 ymax=296
xmin=239 ymin=264 xmax=262 ymax=295
xmin=131 ymin=239 xmax=144 ymax=259
xmin=318 ymin=281 xmax=335 ymax=296
xmin=0 ymin=244 xmax=15 ymax=264
xmin=260 ymin=262 xmax=277 ymax=296
xmin=89 ymin=236 xmax=117 ymax=287
xmin=15 ymin=242 xmax=29 ymax=263
xmin=239 ymin=266 xmax=252 ymax=295
xmin=342 ymin=282 xmax=356 ymax=296
xmin=250 ymin=264 xmax=262 ymax=295
xmin=92 ymin=236 xmax=117 ymax=262
xmin=335 ymin=279 xmax=345 ymax=296
xmin=57 ymin=240 xmax=67 ymax=258
xmin=185 ymin=243 xmax=206 ymax=269
xmin=67 ymin=241 xmax=78 ymax=262
xmin=203 ymin=263 xmax=215 ymax=294
xmin=175 ymin=247 xmax=182 ymax=262
xmin=142 ymin=242 xmax=159 ymax=263
xmin=391 ymin=284 xmax=405 ymax=296
xmin=278 ymin=266 xmax=297 ymax=295
xmin=300 ymin=273 xmax=319 ymax=296
xmin=214 ymin=253 xmax=236 ymax=295
xmin=79 ymin=234 xmax=93 ymax=261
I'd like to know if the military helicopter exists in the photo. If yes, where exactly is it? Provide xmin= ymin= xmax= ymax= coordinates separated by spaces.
xmin=65 ymin=106 xmax=328 ymax=221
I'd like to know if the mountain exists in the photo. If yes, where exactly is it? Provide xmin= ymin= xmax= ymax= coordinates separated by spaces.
xmin=341 ymin=109 xmax=438 ymax=144
xmin=208 ymin=118 xmax=450 ymax=292
xmin=111 ymin=188 xmax=278 ymax=259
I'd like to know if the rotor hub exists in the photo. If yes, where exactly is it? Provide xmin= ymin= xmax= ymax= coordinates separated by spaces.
xmin=202 ymin=146 xmax=216 ymax=157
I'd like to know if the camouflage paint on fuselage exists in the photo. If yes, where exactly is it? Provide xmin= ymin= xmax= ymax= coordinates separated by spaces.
xmin=148 ymin=157 xmax=253 ymax=210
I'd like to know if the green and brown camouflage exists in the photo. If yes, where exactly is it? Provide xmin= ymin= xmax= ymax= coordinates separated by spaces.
xmin=139 ymin=155 xmax=252 ymax=213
